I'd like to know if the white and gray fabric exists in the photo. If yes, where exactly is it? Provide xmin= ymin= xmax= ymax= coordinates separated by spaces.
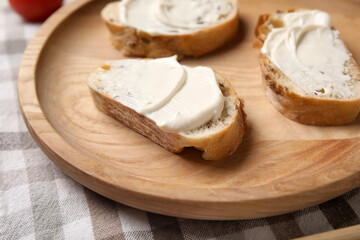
xmin=1 ymin=1 xmax=360 ymax=239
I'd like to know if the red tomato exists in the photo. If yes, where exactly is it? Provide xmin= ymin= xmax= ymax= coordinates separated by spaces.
xmin=9 ymin=0 xmax=63 ymax=22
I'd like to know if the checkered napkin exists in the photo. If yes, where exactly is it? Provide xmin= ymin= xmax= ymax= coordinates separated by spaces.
xmin=1 ymin=1 xmax=360 ymax=239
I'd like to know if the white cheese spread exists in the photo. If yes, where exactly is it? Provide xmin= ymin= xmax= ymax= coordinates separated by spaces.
xmin=99 ymin=56 xmax=186 ymax=114
xmin=97 ymin=56 xmax=224 ymax=133
xmin=119 ymin=0 xmax=235 ymax=35
xmin=261 ymin=10 xmax=353 ymax=98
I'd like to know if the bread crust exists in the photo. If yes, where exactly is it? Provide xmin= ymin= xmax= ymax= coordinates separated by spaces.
xmin=89 ymin=70 xmax=247 ymax=161
xmin=101 ymin=1 xmax=239 ymax=58
xmin=255 ymin=10 xmax=360 ymax=125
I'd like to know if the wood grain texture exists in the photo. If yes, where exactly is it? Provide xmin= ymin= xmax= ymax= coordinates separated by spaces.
xmin=18 ymin=0 xmax=360 ymax=219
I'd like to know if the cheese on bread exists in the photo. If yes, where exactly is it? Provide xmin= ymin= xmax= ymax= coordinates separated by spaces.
xmin=262 ymin=10 xmax=355 ymax=99
xmin=101 ymin=0 xmax=239 ymax=58
xmin=88 ymin=56 xmax=247 ymax=160
xmin=90 ymin=56 xmax=224 ymax=132
xmin=255 ymin=10 xmax=360 ymax=125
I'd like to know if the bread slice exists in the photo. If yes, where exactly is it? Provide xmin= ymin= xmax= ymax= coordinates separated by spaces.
xmin=255 ymin=10 xmax=360 ymax=125
xmin=88 ymin=61 xmax=247 ymax=161
xmin=101 ymin=0 xmax=239 ymax=58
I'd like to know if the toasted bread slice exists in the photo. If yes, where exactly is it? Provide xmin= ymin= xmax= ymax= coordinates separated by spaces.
xmin=255 ymin=10 xmax=360 ymax=125
xmin=88 ymin=61 xmax=247 ymax=161
xmin=101 ymin=0 xmax=239 ymax=58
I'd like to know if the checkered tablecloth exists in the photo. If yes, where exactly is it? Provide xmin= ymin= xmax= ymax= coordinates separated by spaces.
xmin=2 ymin=1 xmax=360 ymax=239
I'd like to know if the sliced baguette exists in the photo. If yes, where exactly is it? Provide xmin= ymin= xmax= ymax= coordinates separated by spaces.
xmin=88 ymin=62 xmax=247 ymax=161
xmin=255 ymin=10 xmax=360 ymax=125
xmin=101 ymin=1 xmax=239 ymax=58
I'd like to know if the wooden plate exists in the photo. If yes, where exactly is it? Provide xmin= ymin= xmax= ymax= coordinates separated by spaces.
xmin=18 ymin=0 xmax=360 ymax=220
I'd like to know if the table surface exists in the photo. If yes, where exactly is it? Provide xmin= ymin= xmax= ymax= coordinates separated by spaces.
xmin=2 ymin=0 xmax=360 ymax=239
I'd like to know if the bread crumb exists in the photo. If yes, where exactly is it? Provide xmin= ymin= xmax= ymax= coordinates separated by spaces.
xmin=100 ymin=65 xmax=111 ymax=70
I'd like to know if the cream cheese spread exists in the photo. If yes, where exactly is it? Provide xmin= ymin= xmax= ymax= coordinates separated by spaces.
xmin=261 ymin=10 xmax=353 ymax=98
xmin=147 ymin=65 xmax=224 ymax=132
xmin=99 ymin=56 xmax=186 ymax=114
xmin=119 ymin=0 xmax=234 ymax=35
xmin=98 ymin=56 xmax=224 ymax=133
